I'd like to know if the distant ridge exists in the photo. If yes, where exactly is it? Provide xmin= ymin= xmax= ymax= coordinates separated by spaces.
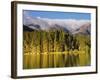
xmin=23 ymin=17 xmax=91 ymax=35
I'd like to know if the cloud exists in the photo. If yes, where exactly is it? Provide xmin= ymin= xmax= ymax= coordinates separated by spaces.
xmin=23 ymin=15 xmax=90 ymax=31
xmin=23 ymin=11 xmax=34 ymax=25
xmin=39 ymin=17 xmax=90 ymax=30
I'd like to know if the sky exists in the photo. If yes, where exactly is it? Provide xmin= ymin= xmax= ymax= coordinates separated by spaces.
xmin=23 ymin=10 xmax=91 ymax=20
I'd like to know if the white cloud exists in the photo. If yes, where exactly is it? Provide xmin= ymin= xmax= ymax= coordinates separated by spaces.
xmin=23 ymin=15 xmax=90 ymax=31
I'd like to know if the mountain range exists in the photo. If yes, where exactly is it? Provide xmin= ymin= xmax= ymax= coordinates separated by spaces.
xmin=23 ymin=17 xmax=91 ymax=35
